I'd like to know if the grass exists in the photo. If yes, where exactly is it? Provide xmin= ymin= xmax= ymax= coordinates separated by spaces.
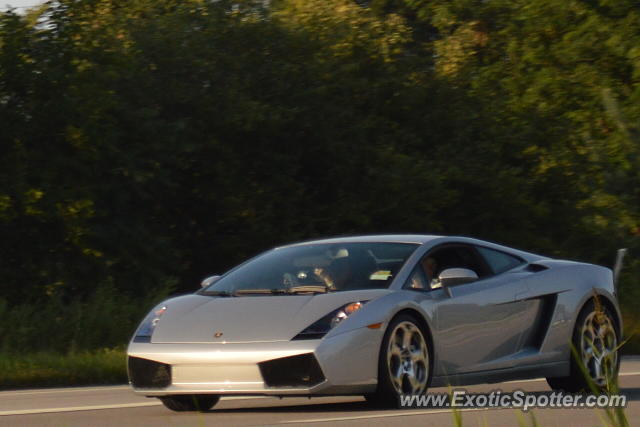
xmin=0 ymin=281 xmax=171 ymax=389
xmin=0 ymin=348 xmax=127 ymax=390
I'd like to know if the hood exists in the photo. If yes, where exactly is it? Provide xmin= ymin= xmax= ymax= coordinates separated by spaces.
xmin=151 ymin=289 xmax=390 ymax=344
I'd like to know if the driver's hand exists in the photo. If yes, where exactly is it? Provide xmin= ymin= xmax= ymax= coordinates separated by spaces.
xmin=314 ymin=268 xmax=334 ymax=288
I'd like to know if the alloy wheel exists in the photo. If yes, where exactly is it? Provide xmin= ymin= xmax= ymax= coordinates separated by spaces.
xmin=580 ymin=310 xmax=618 ymax=387
xmin=386 ymin=321 xmax=429 ymax=395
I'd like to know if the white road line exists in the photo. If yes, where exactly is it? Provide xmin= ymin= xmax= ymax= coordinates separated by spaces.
xmin=0 ymin=386 xmax=131 ymax=396
xmin=6 ymin=371 xmax=637 ymax=397
xmin=282 ymin=407 xmax=492 ymax=424
xmin=0 ymin=402 xmax=161 ymax=416
xmin=0 ymin=387 xmax=271 ymax=398
xmin=490 ymin=371 xmax=640 ymax=385
xmin=0 ymin=396 xmax=269 ymax=416
xmin=8 ymin=372 xmax=637 ymax=396
xmin=2 ymin=372 xmax=638 ymax=417
xmin=280 ymin=372 xmax=640 ymax=424
xmin=503 ymin=378 xmax=545 ymax=384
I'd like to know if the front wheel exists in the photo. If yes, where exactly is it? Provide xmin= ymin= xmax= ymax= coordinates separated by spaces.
xmin=159 ymin=395 xmax=220 ymax=412
xmin=365 ymin=314 xmax=431 ymax=408
xmin=546 ymin=300 xmax=620 ymax=392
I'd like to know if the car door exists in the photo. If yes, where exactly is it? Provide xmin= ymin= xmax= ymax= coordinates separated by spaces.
xmin=426 ymin=244 xmax=530 ymax=376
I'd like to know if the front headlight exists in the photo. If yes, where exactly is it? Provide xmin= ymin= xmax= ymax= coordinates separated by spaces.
xmin=132 ymin=305 xmax=167 ymax=343
xmin=293 ymin=301 xmax=366 ymax=340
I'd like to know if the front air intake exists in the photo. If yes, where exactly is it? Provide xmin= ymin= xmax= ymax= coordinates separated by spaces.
xmin=127 ymin=356 xmax=171 ymax=389
xmin=258 ymin=353 xmax=325 ymax=388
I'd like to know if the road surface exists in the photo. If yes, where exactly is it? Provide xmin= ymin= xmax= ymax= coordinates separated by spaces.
xmin=2 ymin=358 xmax=639 ymax=426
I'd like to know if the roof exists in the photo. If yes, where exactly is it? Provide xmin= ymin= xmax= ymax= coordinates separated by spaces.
xmin=275 ymin=234 xmax=550 ymax=262
xmin=278 ymin=234 xmax=443 ymax=248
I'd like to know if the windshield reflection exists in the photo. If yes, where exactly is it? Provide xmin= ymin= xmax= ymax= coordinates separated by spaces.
xmin=201 ymin=242 xmax=418 ymax=295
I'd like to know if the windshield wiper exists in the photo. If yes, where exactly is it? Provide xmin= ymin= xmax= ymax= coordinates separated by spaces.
xmin=205 ymin=290 xmax=235 ymax=297
xmin=233 ymin=289 xmax=290 ymax=295
xmin=231 ymin=286 xmax=331 ymax=296
xmin=285 ymin=285 xmax=331 ymax=294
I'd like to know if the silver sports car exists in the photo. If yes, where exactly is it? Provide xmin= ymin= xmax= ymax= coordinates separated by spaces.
xmin=127 ymin=235 xmax=622 ymax=411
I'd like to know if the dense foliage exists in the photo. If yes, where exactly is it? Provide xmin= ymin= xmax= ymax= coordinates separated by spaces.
xmin=1 ymin=0 xmax=638 ymax=353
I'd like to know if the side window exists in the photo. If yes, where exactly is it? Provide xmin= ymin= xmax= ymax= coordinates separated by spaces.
xmin=405 ymin=244 xmax=499 ymax=291
xmin=476 ymin=247 xmax=523 ymax=275
xmin=426 ymin=245 xmax=492 ymax=279
xmin=403 ymin=266 xmax=429 ymax=290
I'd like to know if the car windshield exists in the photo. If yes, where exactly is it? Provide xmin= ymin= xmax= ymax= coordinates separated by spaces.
xmin=201 ymin=242 xmax=418 ymax=295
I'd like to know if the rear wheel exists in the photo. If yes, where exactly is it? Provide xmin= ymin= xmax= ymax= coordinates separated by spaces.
xmin=546 ymin=300 xmax=619 ymax=392
xmin=365 ymin=314 xmax=431 ymax=408
xmin=159 ymin=395 xmax=220 ymax=412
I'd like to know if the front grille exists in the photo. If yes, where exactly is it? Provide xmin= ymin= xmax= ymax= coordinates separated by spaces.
xmin=258 ymin=353 xmax=325 ymax=388
xmin=127 ymin=356 xmax=171 ymax=389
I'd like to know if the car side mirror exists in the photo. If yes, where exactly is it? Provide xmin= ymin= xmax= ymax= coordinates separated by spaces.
xmin=438 ymin=268 xmax=478 ymax=296
xmin=200 ymin=275 xmax=221 ymax=288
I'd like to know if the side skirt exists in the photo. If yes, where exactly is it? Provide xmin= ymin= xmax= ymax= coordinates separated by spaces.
xmin=430 ymin=361 xmax=569 ymax=387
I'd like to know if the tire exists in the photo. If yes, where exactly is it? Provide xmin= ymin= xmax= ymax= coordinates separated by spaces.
xmin=159 ymin=395 xmax=220 ymax=412
xmin=365 ymin=314 xmax=432 ymax=408
xmin=546 ymin=300 xmax=620 ymax=393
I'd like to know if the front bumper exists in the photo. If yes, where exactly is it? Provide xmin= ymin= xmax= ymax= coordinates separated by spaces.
xmin=127 ymin=326 xmax=381 ymax=396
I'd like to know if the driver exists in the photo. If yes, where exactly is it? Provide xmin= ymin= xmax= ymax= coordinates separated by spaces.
xmin=314 ymin=257 xmax=351 ymax=290
xmin=314 ymin=249 xmax=377 ymax=290
xmin=422 ymin=257 xmax=442 ymax=289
